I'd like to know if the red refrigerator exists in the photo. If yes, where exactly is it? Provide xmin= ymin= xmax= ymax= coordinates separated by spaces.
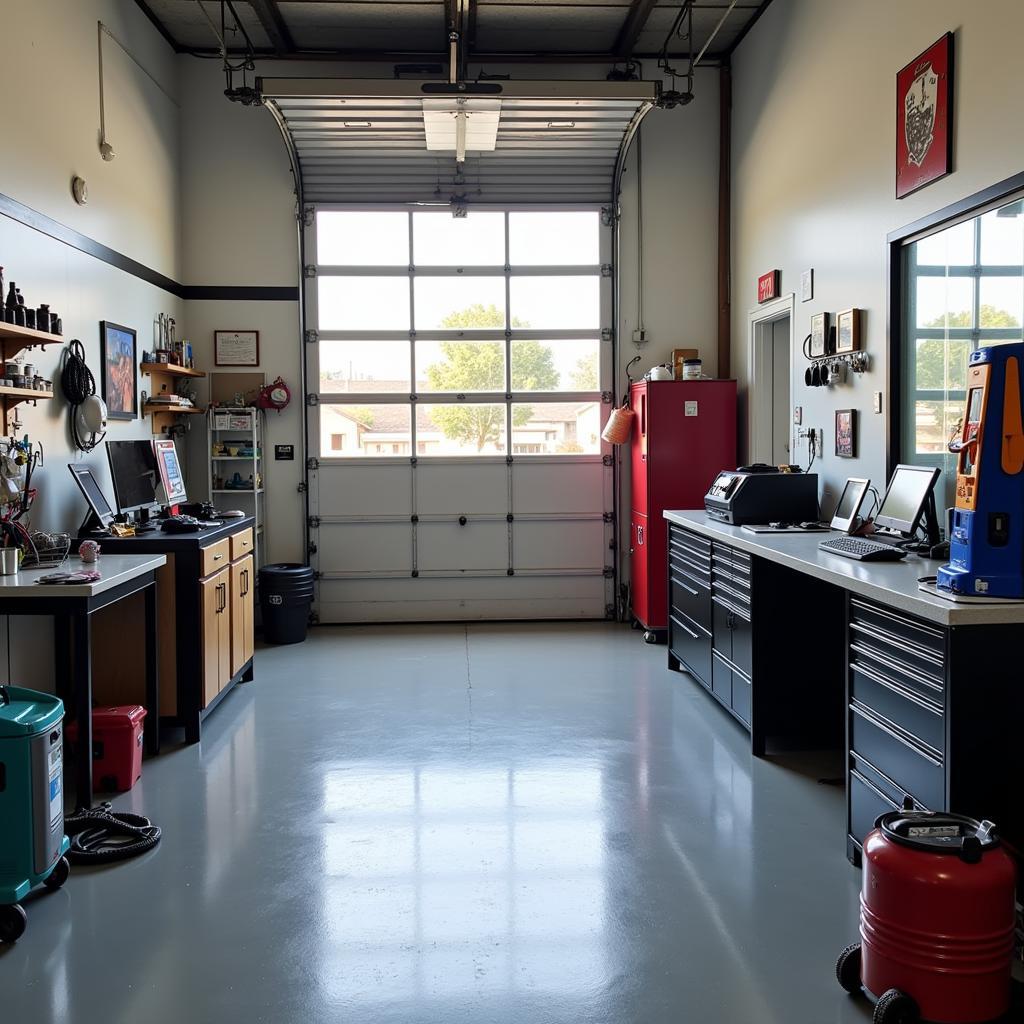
xmin=629 ymin=379 xmax=737 ymax=637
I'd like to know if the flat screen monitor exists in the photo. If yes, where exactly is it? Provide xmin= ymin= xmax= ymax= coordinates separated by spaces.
xmin=875 ymin=464 xmax=940 ymax=536
xmin=830 ymin=477 xmax=870 ymax=533
xmin=154 ymin=439 xmax=187 ymax=504
xmin=106 ymin=440 xmax=159 ymax=514
xmin=68 ymin=464 xmax=116 ymax=528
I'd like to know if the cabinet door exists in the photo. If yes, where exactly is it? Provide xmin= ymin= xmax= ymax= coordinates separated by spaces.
xmin=218 ymin=575 xmax=232 ymax=693
xmin=630 ymin=511 xmax=650 ymax=626
xmin=231 ymin=555 xmax=255 ymax=676
xmin=201 ymin=570 xmax=228 ymax=708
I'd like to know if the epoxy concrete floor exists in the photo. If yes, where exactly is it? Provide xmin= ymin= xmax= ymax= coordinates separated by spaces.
xmin=4 ymin=622 xmax=873 ymax=1024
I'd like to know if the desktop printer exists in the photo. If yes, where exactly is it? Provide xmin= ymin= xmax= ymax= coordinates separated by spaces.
xmin=704 ymin=465 xmax=819 ymax=525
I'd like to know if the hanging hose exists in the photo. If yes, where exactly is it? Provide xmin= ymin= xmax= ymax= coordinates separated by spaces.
xmin=63 ymin=802 xmax=162 ymax=864
xmin=60 ymin=340 xmax=105 ymax=452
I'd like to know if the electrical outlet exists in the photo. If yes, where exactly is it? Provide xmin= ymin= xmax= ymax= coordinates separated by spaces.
xmin=632 ymin=328 xmax=647 ymax=344
xmin=873 ymin=391 xmax=883 ymax=414
xmin=793 ymin=405 xmax=802 ymax=425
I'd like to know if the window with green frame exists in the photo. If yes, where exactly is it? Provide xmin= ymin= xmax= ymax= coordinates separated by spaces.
xmin=902 ymin=196 xmax=1024 ymax=509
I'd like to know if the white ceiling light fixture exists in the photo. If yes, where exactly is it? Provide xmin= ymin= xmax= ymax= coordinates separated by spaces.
xmin=423 ymin=98 xmax=501 ymax=164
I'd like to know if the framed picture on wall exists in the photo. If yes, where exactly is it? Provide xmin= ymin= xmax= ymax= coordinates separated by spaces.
xmin=100 ymin=321 xmax=138 ymax=420
xmin=835 ymin=409 xmax=857 ymax=459
xmin=215 ymin=330 xmax=260 ymax=366
xmin=809 ymin=312 xmax=830 ymax=358
xmin=835 ymin=308 xmax=862 ymax=353
xmin=896 ymin=32 xmax=954 ymax=199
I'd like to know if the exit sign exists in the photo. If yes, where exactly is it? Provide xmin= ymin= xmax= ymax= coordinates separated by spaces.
xmin=757 ymin=270 xmax=780 ymax=303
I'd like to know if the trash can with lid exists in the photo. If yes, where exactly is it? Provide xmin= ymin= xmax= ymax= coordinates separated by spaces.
xmin=0 ymin=685 xmax=72 ymax=943
xmin=259 ymin=563 xmax=314 ymax=644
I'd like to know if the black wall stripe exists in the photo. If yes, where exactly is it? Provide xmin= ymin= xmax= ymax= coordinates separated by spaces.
xmin=0 ymin=192 xmax=298 ymax=302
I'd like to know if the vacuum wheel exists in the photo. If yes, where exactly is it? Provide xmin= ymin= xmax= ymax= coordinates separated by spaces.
xmin=44 ymin=856 xmax=71 ymax=891
xmin=872 ymin=988 xmax=919 ymax=1024
xmin=835 ymin=941 xmax=862 ymax=994
xmin=0 ymin=903 xmax=27 ymax=944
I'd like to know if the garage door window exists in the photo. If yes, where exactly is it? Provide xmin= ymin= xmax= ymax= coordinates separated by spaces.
xmin=311 ymin=208 xmax=607 ymax=459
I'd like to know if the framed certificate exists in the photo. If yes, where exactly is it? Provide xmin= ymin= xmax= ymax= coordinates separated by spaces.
xmin=214 ymin=330 xmax=260 ymax=366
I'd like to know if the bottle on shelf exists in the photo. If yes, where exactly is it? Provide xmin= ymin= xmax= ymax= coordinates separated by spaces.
xmin=5 ymin=282 xmax=17 ymax=324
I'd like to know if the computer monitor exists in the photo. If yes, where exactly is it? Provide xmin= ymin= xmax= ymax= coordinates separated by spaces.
xmin=153 ymin=439 xmax=187 ymax=505
xmin=68 ymin=464 xmax=116 ymax=531
xmin=106 ymin=440 xmax=159 ymax=515
xmin=830 ymin=477 xmax=870 ymax=533
xmin=875 ymin=464 xmax=941 ymax=543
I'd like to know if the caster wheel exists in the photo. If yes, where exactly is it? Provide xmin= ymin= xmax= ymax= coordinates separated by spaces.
xmin=0 ymin=903 xmax=27 ymax=944
xmin=44 ymin=855 xmax=71 ymax=891
xmin=835 ymin=942 xmax=862 ymax=994
xmin=872 ymin=988 xmax=919 ymax=1024
xmin=643 ymin=630 xmax=657 ymax=644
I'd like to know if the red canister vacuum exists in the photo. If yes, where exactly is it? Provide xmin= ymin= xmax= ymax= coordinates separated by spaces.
xmin=837 ymin=810 xmax=1017 ymax=1024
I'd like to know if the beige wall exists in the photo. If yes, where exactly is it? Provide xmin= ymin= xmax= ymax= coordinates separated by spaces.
xmin=731 ymin=0 xmax=1024 ymax=515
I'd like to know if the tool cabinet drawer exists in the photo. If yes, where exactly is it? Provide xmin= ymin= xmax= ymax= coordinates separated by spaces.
xmin=670 ymin=611 xmax=712 ymax=688
xmin=670 ymin=527 xmax=711 ymax=561
xmin=849 ymin=770 xmax=899 ymax=846
xmin=849 ymin=703 xmax=944 ymax=811
xmin=711 ymin=650 xmax=732 ymax=703
xmin=670 ymin=570 xmax=711 ymax=631
xmin=850 ymin=751 xmax=927 ymax=812
xmin=849 ymin=637 xmax=944 ymax=711
xmin=731 ymin=666 xmax=751 ymax=726
xmin=670 ymin=536 xmax=711 ymax=579
xmin=849 ymin=661 xmax=944 ymax=754
xmin=849 ymin=599 xmax=945 ymax=682
xmin=200 ymin=539 xmax=231 ymax=578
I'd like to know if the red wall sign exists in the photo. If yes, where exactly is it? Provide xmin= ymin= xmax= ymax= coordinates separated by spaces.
xmin=757 ymin=270 xmax=780 ymax=304
xmin=896 ymin=32 xmax=954 ymax=199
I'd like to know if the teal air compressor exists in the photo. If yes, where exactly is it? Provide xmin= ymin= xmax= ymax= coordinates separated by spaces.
xmin=0 ymin=685 xmax=71 ymax=943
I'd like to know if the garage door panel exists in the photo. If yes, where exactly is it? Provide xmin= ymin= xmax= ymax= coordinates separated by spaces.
xmin=324 ymin=523 xmax=411 ymax=573
xmin=416 ymin=463 xmax=507 ymax=515
xmin=317 ymin=465 xmax=412 ymax=518
xmin=417 ymin=522 xmax=508 ymax=572
xmin=514 ymin=520 xmax=604 ymax=571
xmin=512 ymin=462 xmax=604 ymax=515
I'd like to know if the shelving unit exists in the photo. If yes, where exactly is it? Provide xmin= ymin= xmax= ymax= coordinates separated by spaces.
xmin=0 ymin=321 xmax=61 ymax=432
xmin=141 ymin=361 xmax=206 ymax=433
xmin=207 ymin=407 xmax=265 ymax=568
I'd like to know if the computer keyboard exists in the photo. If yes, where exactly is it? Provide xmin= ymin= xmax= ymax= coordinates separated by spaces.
xmin=818 ymin=536 xmax=907 ymax=561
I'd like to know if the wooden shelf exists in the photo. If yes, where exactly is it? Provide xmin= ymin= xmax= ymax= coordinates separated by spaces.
xmin=0 ymin=384 xmax=53 ymax=433
xmin=0 ymin=321 xmax=63 ymax=361
xmin=140 ymin=362 xmax=206 ymax=379
xmin=212 ymin=489 xmax=263 ymax=495
xmin=143 ymin=404 xmax=204 ymax=416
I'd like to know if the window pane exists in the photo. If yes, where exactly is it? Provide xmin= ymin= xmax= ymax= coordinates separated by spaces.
xmin=320 ymin=404 xmax=412 ymax=458
xmin=915 ymin=276 xmax=974 ymax=329
xmin=414 ymin=277 xmax=506 ymax=330
xmin=319 ymin=341 xmax=410 ymax=393
xmin=511 ymin=339 xmax=600 ymax=391
xmin=913 ymin=219 xmax=974 ymax=267
xmin=317 ymin=211 xmax=409 ymax=266
xmin=511 ymin=402 xmax=602 ymax=455
xmin=509 ymin=212 xmax=600 ymax=265
xmin=318 ymin=277 xmax=410 ymax=330
xmin=416 ymin=404 xmax=506 ymax=455
xmin=915 ymin=338 xmax=968 ymax=392
xmin=510 ymin=277 xmax=600 ymax=330
xmin=980 ymin=203 xmax=1024 ymax=266
xmin=413 ymin=211 xmax=505 ymax=265
xmin=914 ymin=399 xmax=963 ymax=455
xmin=416 ymin=340 xmax=504 ymax=392
xmin=978 ymin=277 xmax=1024 ymax=332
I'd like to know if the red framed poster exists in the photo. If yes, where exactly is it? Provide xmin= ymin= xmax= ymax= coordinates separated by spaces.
xmin=896 ymin=32 xmax=954 ymax=199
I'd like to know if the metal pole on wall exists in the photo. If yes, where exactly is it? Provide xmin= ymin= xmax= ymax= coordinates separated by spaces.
xmin=718 ymin=63 xmax=732 ymax=379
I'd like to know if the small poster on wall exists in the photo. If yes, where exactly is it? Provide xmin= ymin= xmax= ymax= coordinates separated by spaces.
xmin=835 ymin=409 xmax=857 ymax=459
xmin=896 ymin=32 xmax=954 ymax=199
xmin=215 ymin=330 xmax=260 ymax=366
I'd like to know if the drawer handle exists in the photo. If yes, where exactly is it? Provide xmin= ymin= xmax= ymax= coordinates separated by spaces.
xmin=671 ymin=574 xmax=699 ymax=597
xmin=714 ymin=581 xmax=750 ymax=606
xmin=851 ymin=600 xmax=944 ymax=647
xmin=713 ymin=566 xmax=749 ymax=588
xmin=673 ymin=567 xmax=710 ymax=592
xmin=849 ymin=620 xmax=944 ymax=668
xmin=713 ymin=595 xmax=750 ymax=621
xmin=850 ymin=658 xmax=942 ymax=716
xmin=849 ymin=643 xmax=944 ymax=702
xmin=850 ymin=703 xmax=943 ymax=766
xmin=670 ymin=613 xmax=700 ymax=640
xmin=850 ymin=769 xmax=902 ymax=812
xmin=670 ymin=550 xmax=710 ymax=575
xmin=213 ymin=552 xmax=224 ymax=561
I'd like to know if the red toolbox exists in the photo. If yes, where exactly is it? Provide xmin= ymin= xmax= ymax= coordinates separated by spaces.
xmin=67 ymin=706 xmax=147 ymax=792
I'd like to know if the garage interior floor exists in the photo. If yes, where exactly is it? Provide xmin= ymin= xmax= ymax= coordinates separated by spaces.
xmin=6 ymin=622 xmax=872 ymax=1023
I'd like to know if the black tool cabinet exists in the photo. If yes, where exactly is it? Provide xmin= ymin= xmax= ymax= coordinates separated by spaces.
xmin=845 ymin=595 xmax=1022 ymax=864
xmin=667 ymin=523 xmax=845 ymax=757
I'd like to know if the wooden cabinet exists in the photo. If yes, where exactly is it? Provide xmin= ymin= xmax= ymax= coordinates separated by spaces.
xmin=201 ymin=568 xmax=231 ymax=708
xmin=231 ymin=555 xmax=254 ymax=676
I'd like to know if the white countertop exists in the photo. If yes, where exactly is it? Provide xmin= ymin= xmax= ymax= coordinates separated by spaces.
xmin=0 ymin=553 xmax=166 ymax=598
xmin=664 ymin=510 xmax=1024 ymax=627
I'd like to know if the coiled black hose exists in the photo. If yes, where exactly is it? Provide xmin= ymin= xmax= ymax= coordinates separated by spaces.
xmin=63 ymin=802 xmax=162 ymax=864
xmin=59 ymin=339 xmax=105 ymax=452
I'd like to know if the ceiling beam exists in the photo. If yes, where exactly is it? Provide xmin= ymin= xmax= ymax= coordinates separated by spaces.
xmin=612 ymin=0 xmax=659 ymax=60
xmin=247 ymin=0 xmax=296 ymax=56
xmin=133 ymin=0 xmax=182 ymax=51
xmin=723 ymin=0 xmax=773 ymax=57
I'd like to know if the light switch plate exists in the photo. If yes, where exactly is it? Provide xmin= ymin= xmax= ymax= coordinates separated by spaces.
xmin=793 ymin=405 xmax=802 ymax=425
xmin=684 ymin=400 xmax=698 ymax=417
xmin=801 ymin=269 xmax=814 ymax=302
xmin=873 ymin=391 xmax=883 ymax=414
